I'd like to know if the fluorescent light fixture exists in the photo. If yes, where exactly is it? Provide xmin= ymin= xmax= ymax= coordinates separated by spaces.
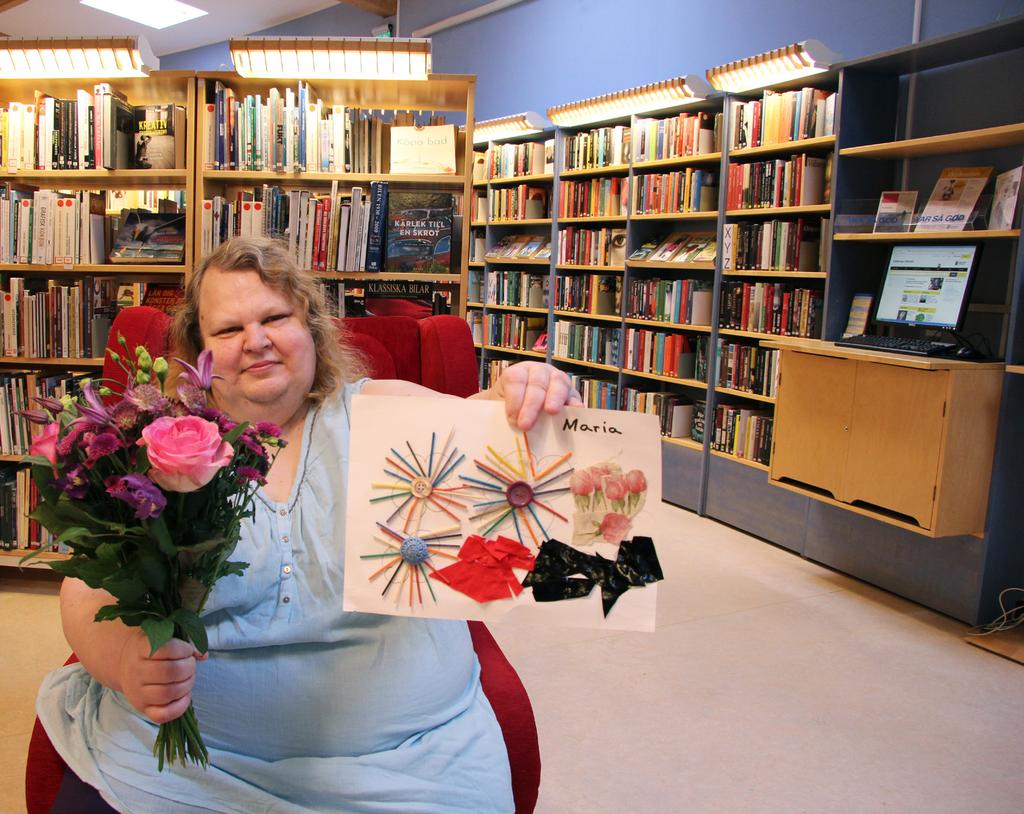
xmin=706 ymin=40 xmax=839 ymax=93
xmin=546 ymin=75 xmax=712 ymax=128
xmin=230 ymin=37 xmax=432 ymax=80
xmin=473 ymin=111 xmax=547 ymax=145
xmin=0 ymin=35 xmax=158 ymax=78
xmin=81 ymin=0 xmax=207 ymax=30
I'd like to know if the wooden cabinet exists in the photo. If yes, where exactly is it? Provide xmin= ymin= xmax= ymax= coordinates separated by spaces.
xmin=767 ymin=340 xmax=1003 ymax=537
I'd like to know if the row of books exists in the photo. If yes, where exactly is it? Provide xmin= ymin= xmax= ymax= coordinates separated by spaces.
xmin=484 ymin=312 xmax=545 ymax=350
xmin=570 ymin=373 xmax=618 ymax=411
xmin=721 ymin=218 xmax=823 ymax=272
xmin=556 ymin=226 xmax=626 ymax=266
xmin=563 ymin=125 xmax=631 ymax=170
xmin=483 ymin=358 xmax=513 ymax=390
xmin=709 ymin=404 xmax=774 ymax=466
xmin=201 ymin=185 xmax=456 ymax=275
xmin=725 ymin=153 xmax=829 ymax=210
xmin=554 ymin=274 xmax=621 ymax=315
xmin=205 ymin=81 xmax=443 ymax=173
xmin=485 ymin=140 xmax=554 ymax=179
xmin=486 ymin=233 xmax=551 ymax=260
xmin=719 ymin=281 xmax=823 ymax=337
xmin=623 ymin=328 xmax=699 ymax=380
xmin=729 ymin=87 xmax=837 ymax=150
xmin=632 ymin=169 xmax=718 ymax=216
xmin=629 ymin=232 xmax=717 ymax=264
xmin=620 ymin=388 xmax=693 ymax=438
xmin=0 ymin=187 xmax=104 ymax=265
xmin=0 ymin=468 xmax=34 ymax=551
xmin=0 ymin=276 xmax=119 ymax=358
xmin=624 ymin=277 xmax=712 ymax=324
xmin=633 ymin=112 xmax=721 ymax=163
xmin=2 ymin=86 xmax=184 ymax=171
xmin=552 ymin=320 xmax=619 ymax=366
xmin=557 ymin=177 xmax=628 ymax=219
xmin=0 ymin=373 xmax=33 ymax=455
xmin=486 ymin=184 xmax=549 ymax=221
xmin=713 ymin=341 xmax=781 ymax=398
xmin=486 ymin=270 xmax=548 ymax=308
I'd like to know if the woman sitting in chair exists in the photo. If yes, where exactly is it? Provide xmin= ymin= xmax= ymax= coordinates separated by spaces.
xmin=38 ymin=237 xmax=580 ymax=813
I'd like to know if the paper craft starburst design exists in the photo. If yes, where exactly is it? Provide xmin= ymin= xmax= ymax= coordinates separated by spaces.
xmin=370 ymin=429 xmax=469 ymax=533
xmin=360 ymin=522 xmax=463 ymax=607
xmin=460 ymin=433 xmax=573 ymax=547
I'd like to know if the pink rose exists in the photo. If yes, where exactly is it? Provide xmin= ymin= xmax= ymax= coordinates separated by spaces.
xmin=139 ymin=415 xmax=233 ymax=493
xmin=599 ymin=512 xmax=632 ymax=545
xmin=569 ymin=468 xmax=596 ymax=496
xmin=30 ymin=422 xmax=59 ymax=466
xmin=603 ymin=476 xmax=628 ymax=502
xmin=589 ymin=463 xmax=612 ymax=481
xmin=625 ymin=469 xmax=647 ymax=494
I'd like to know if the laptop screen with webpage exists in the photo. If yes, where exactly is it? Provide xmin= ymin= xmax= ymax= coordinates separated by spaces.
xmin=874 ymin=244 xmax=979 ymax=330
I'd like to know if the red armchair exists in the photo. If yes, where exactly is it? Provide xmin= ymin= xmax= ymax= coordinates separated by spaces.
xmin=26 ymin=307 xmax=540 ymax=814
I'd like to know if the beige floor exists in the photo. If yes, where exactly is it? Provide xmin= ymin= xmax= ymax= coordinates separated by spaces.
xmin=3 ymin=503 xmax=1023 ymax=814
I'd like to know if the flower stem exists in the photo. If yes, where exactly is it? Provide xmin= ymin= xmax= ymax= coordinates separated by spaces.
xmin=153 ymin=704 xmax=209 ymax=771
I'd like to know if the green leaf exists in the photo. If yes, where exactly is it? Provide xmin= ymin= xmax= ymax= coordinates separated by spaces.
xmin=219 ymin=559 xmax=249 ymax=579
xmin=148 ymin=515 xmax=177 ymax=557
xmin=22 ymin=455 xmax=55 ymax=468
xmin=101 ymin=572 xmax=148 ymax=603
xmin=136 ymin=444 xmax=151 ymax=474
xmin=183 ymin=536 xmax=233 ymax=555
xmin=56 ymin=526 xmax=96 ymax=545
xmin=222 ymin=420 xmax=250 ymax=448
xmin=140 ymin=617 xmax=175 ymax=656
xmin=94 ymin=542 xmax=122 ymax=562
xmin=94 ymin=604 xmax=125 ymax=623
xmin=171 ymin=608 xmax=208 ymax=654
xmin=136 ymin=547 xmax=170 ymax=593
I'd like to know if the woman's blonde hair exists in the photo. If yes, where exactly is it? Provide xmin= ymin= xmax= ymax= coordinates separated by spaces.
xmin=170 ymin=236 xmax=367 ymax=403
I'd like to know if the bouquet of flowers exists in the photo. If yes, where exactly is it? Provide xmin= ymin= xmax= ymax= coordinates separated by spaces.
xmin=569 ymin=462 xmax=648 ymax=547
xmin=22 ymin=338 xmax=284 ymax=770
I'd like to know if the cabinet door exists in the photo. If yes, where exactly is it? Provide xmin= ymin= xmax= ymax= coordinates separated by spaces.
xmin=842 ymin=362 xmax=948 ymax=528
xmin=769 ymin=351 xmax=856 ymax=498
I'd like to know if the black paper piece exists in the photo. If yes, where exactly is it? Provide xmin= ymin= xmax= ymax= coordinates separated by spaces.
xmin=521 ymin=536 xmax=663 ymax=617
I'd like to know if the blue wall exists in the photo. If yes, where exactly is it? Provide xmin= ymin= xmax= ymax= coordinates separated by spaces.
xmin=161 ymin=0 xmax=1024 ymax=120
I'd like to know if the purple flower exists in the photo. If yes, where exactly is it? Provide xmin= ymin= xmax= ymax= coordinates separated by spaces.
xmin=176 ymin=381 xmax=208 ymax=412
xmin=125 ymin=383 xmax=169 ymax=414
xmin=174 ymin=350 xmax=221 ymax=391
xmin=255 ymin=421 xmax=282 ymax=438
xmin=110 ymin=401 xmax=141 ymax=431
xmin=56 ymin=423 xmax=90 ymax=457
xmin=72 ymin=383 xmax=112 ymax=428
xmin=105 ymin=473 xmax=167 ymax=520
xmin=236 ymin=466 xmax=266 ymax=485
xmin=33 ymin=395 xmax=66 ymax=416
xmin=19 ymin=409 xmax=53 ymax=426
xmin=84 ymin=431 xmax=123 ymax=466
xmin=55 ymin=465 xmax=90 ymax=499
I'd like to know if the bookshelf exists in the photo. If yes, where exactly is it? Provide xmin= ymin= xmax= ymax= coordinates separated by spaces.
xmin=471 ymin=128 xmax=556 ymax=378
xmin=193 ymin=72 xmax=476 ymax=314
xmin=0 ymin=70 xmax=195 ymax=564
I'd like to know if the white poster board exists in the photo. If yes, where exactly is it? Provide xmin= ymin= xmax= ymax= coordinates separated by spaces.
xmin=344 ymin=396 xmax=663 ymax=631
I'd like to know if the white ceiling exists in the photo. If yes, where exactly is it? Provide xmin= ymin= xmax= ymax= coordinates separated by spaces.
xmin=0 ymin=0 xmax=344 ymax=56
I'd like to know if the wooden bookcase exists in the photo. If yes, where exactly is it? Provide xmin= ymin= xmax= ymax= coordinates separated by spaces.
xmin=0 ymin=70 xmax=195 ymax=567
xmin=193 ymin=72 xmax=475 ymax=307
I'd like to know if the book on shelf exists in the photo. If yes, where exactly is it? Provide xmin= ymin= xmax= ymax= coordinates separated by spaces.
xmin=634 ymin=111 xmax=720 ymax=162
xmin=842 ymin=293 xmax=873 ymax=338
xmin=563 ymin=125 xmax=631 ymax=171
xmin=384 ymin=191 xmax=453 ymax=273
xmin=633 ymin=169 xmax=718 ymax=215
xmin=988 ymin=166 xmax=1022 ymax=230
xmin=873 ymin=191 xmax=917 ymax=233
xmin=729 ymin=87 xmax=837 ymax=150
xmin=94 ymin=83 xmax=134 ymax=170
xmin=649 ymin=232 xmax=690 ymax=262
xmin=108 ymin=210 xmax=186 ymax=264
xmin=916 ymin=166 xmax=993 ymax=231
xmin=722 ymin=219 xmax=820 ymax=272
xmin=486 ymin=233 xmax=549 ymax=260
xmin=389 ymin=124 xmax=457 ymax=175
xmin=487 ymin=140 xmax=548 ymax=179
xmin=472 ymin=150 xmax=487 ymax=182
xmin=141 ymin=283 xmax=185 ymax=315
xmin=132 ymin=104 xmax=186 ymax=169
xmin=628 ymin=236 xmax=663 ymax=262
xmin=726 ymin=153 xmax=827 ymax=210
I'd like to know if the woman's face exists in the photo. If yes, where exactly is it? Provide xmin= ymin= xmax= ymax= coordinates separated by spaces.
xmin=197 ymin=267 xmax=316 ymax=426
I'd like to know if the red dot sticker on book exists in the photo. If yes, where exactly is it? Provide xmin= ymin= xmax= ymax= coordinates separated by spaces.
xmin=243 ymin=203 xmax=250 ymax=210
xmin=204 ymin=201 xmax=212 ymax=209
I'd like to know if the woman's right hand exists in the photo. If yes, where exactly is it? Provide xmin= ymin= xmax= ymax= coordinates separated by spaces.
xmin=117 ymin=629 xmax=207 ymax=724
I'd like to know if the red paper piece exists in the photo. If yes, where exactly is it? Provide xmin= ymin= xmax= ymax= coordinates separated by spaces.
xmin=432 ymin=534 xmax=536 ymax=603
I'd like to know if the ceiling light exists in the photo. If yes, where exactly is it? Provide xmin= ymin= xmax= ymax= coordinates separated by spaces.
xmin=473 ymin=111 xmax=547 ymax=145
xmin=0 ymin=35 xmax=158 ymax=78
xmin=706 ymin=40 xmax=839 ymax=93
xmin=230 ymin=37 xmax=432 ymax=80
xmin=546 ymin=75 xmax=712 ymax=128
xmin=81 ymin=0 xmax=207 ymax=30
